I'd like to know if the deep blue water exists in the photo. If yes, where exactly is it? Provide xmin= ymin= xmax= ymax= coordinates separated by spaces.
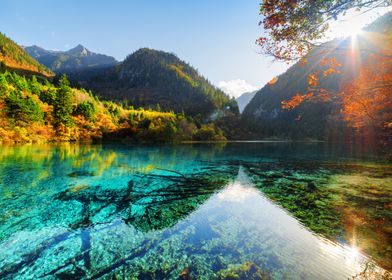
xmin=0 ymin=142 xmax=391 ymax=279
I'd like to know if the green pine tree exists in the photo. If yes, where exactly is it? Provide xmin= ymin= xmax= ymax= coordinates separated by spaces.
xmin=53 ymin=75 xmax=73 ymax=127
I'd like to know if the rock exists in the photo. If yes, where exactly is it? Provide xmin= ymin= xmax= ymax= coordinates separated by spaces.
xmin=67 ymin=170 xmax=95 ymax=177
xmin=306 ymin=182 xmax=317 ymax=192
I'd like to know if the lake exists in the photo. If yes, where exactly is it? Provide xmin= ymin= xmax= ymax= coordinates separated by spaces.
xmin=0 ymin=143 xmax=391 ymax=279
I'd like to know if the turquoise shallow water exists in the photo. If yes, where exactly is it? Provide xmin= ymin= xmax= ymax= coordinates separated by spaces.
xmin=0 ymin=143 xmax=391 ymax=279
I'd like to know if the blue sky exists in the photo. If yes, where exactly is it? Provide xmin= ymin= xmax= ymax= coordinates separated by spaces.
xmin=0 ymin=1 xmax=388 ymax=97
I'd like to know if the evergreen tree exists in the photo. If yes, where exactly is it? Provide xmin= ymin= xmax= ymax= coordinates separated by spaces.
xmin=0 ymin=74 xmax=8 ymax=96
xmin=39 ymin=86 xmax=57 ymax=105
xmin=53 ymin=75 xmax=73 ymax=127
xmin=29 ymin=76 xmax=41 ymax=95
xmin=11 ymin=72 xmax=28 ymax=91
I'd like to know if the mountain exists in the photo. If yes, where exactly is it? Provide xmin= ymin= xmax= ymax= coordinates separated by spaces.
xmin=21 ymin=45 xmax=53 ymax=58
xmin=0 ymin=33 xmax=235 ymax=142
xmin=242 ymin=13 xmax=392 ymax=141
xmin=241 ymin=42 xmax=352 ymax=140
xmin=24 ymin=44 xmax=118 ymax=73
xmin=0 ymin=32 xmax=53 ymax=77
xmin=236 ymin=91 xmax=257 ymax=113
xmin=73 ymin=48 xmax=238 ymax=118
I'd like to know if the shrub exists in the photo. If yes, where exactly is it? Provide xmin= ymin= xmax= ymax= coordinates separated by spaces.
xmin=193 ymin=124 xmax=216 ymax=141
xmin=138 ymin=118 xmax=151 ymax=129
xmin=39 ymin=86 xmax=57 ymax=105
xmin=193 ymin=124 xmax=226 ymax=141
xmin=162 ymin=121 xmax=178 ymax=140
xmin=104 ymin=101 xmax=121 ymax=118
xmin=74 ymin=101 xmax=96 ymax=122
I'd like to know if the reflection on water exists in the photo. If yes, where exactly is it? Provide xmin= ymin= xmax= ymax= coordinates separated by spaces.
xmin=0 ymin=143 xmax=391 ymax=279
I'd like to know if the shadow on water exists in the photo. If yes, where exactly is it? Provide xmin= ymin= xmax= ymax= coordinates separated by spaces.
xmin=0 ymin=142 xmax=391 ymax=279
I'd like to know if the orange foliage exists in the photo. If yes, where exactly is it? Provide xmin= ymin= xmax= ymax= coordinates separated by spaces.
xmin=268 ymin=76 xmax=278 ymax=85
xmin=311 ymin=92 xmax=332 ymax=103
xmin=281 ymin=92 xmax=314 ymax=109
xmin=307 ymin=72 xmax=319 ymax=87
xmin=340 ymin=53 xmax=392 ymax=130
xmin=0 ymin=53 xmax=53 ymax=77
xmin=282 ymin=43 xmax=391 ymax=136
xmin=323 ymin=67 xmax=339 ymax=77
xmin=281 ymin=51 xmax=344 ymax=111
xmin=299 ymin=58 xmax=308 ymax=67
xmin=320 ymin=57 xmax=342 ymax=68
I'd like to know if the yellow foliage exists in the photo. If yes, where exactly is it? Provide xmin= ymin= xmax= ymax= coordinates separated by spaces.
xmin=168 ymin=64 xmax=196 ymax=87
xmin=0 ymin=71 xmax=199 ymax=144
xmin=127 ymin=109 xmax=176 ymax=123
xmin=72 ymin=89 xmax=93 ymax=104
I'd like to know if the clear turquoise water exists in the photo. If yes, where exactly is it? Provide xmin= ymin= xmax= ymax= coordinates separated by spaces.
xmin=0 ymin=143 xmax=391 ymax=279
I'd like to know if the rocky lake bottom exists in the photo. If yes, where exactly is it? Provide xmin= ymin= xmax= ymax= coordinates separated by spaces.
xmin=0 ymin=142 xmax=391 ymax=279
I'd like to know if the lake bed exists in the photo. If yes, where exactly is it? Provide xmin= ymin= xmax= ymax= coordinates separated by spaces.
xmin=0 ymin=143 xmax=391 ymax=279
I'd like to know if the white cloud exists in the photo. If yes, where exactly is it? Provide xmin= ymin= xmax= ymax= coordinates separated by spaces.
xmin=218 ymin=79 xmax=258 ymax=98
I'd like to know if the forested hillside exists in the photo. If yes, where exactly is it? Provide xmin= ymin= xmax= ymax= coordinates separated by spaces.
xmin=242 ymin=12 xmax=392 ymax=142
xmin=71 ymin=48 xmax=238 ymax=118
xmin=0 ymin=34 xmax=231 ymax=144
xmin=0 ymin=71 xmax=227 ymax=144
xmin=242 ymin=44 xmax=347 ymax=140
xmin=0 ymin=33 xmax=53 ymax=77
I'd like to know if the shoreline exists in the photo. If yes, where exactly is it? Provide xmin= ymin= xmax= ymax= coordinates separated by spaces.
xmin=0 ymin=139 xmax=370 ymax=146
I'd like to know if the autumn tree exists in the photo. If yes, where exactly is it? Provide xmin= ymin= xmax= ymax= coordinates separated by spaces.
xmin=257 ymin=2 xmax=392 ymax=143
xmin=281 ymin=14 xmax=391 ymax=122
xmin=257 ymin=0 xmax=392 ymax=61
xmin=340 ymin=52 xmax=392 ymax=132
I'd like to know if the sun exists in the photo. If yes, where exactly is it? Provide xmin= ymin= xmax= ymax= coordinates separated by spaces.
xmin=326 ymin=8 xmax=389 ymax=40
xmin=330 ymin=15 xmax=364 ymax=39
xmin=343 ymin=24 xmax=363 ymax=38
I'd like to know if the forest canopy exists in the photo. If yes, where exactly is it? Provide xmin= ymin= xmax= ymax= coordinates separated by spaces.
xmin=0 ymin=72 xmax=227 ymax=143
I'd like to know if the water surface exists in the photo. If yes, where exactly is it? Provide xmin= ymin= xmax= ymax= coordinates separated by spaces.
xmin=0 ymin=143 xmax=391 ymax=279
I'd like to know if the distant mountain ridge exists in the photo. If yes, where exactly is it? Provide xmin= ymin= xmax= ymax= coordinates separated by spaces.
xmin=0 ymin=32 xmax=53 ymax=77
xmin=72 ymin=48 xmax=238 ymax=118
xmin=24 ymin=44 xmax=118 ymax=73
xmin=236 ymin=91 xmax=257 ymax=113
